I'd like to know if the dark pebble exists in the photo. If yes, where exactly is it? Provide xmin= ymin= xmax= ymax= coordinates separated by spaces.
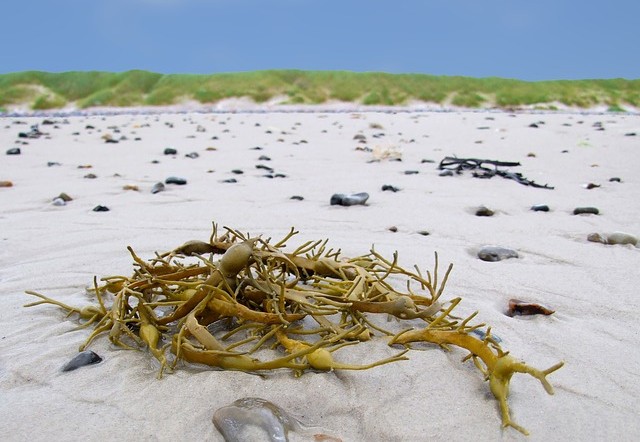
xmin=231 ymin=169 xmax=244 ymax=175
xmin=250 ymin=146 xmax=263 ymax=150
xmin=624 ymin=132 xmax=636 ymax=136
xmin=528 ymin=123 xmax=539 ymax=128
xmin=84 ymin=173 xmax=97 ymax=179
xmin=421 ymin=159 xmax=435 ymax=164
xmin=222 ymin=178 xmax=238 ymax=183
xmin=439 ymin=170 xmax=454 ymax=177
xmin=404 ymin=170 xmax=419 ymax=175
xmin=416 ymin=230 xmax=430 ymax=236
xmin=85 ymin=125 xmax=95 ymax=130
xmin=381 ymin=184 xmax=400 ymax=192
xmin=585 ymin=183 xmax=600 ymax=189
xmin=92 ymin=205 xmax=110 ymax=212
xmin=609 ymin=177 xmax=622 ymax=183
xmin=274 ymin=173 xmax=287 ymax=178
xmin=62 ymin=351 xmax=102 ymax=372
xmin=573 ymin=207 xmax=599 ymax=215
xmin=151 ymin=182 xmax=165 ymax=194
xmin=290 ymin=195 xmax=304 ymax=201
xmin=47 ymin=161 xmax=62 ymax=167
xmin=164 ymin=147 xmax=178 ymax=155
xmin=258 ymin=155 xmax=271 ymax=161
xmin=475 ymin=206 xmax=494 ymax=217
xmin=58 ymin=192 xmax=73 ymax=202
xmin=185 ymin=152 xmax=199 ymax=159
xmin=388 ymin=226 xmax=398 ymax=232
xmin=256 ymin=164 xmax=274 ymax=172
xmin=330 ymin=192 xmax=369 ymax=206
xmin=105 ymin=138 xmax=119 ymax=144
xmin=6 ymin=148 xmax=21 ymax=155
xmin=165 ymin=176 xmax=187 ymax=185
xmin=531 ymin=204 xmax=549 ymax=212
xmin=478 ymin=246 xmax=519 ymax=262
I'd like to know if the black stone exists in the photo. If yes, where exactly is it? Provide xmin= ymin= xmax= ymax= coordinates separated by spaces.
xmin=381 ymin=184 xmax=400 ymax=192
xmin=528 ymin=123 xmax=539 ymax=128
xmin=330 ymin=192 xmax=369 ymax=206
xmin=256 ymin=164 xmax=274 ymax=172
xmin=573 ymin=207 xmax=599 ymax=215
xmin=404 ymin=170 xmax=419 ymax=175
xmin=439 ymin=170 xmax=454 ymax=177
xmin=165 ymin=176 xmax=187 ymax=185
xmin=231 ymin=169 xmax=244 ymax=175
xmin=609 ymin=177 xmax=622 ymax=183
xmin=258 ymin=155 xmax=271 ymax=161
xmin=290 ymin=195 xmax=304 ymax=201
xmin=92 ymin=205 xmax=110 ymax=212
xmin=222 ymin=178 xmax=238 ymax=183
xmin=164 ymin=147 xmax=178 ymax=155
xmin=62 ymin=351 xmax=102 ymax=372
xmin=475 ymin=206 xmax=494 ymax=217
xmin=47 ymin=161 xmax=61 ymax=167
xmin=530 ymin=204 xmax=550 ymax=212
xmin=6 ymin=147 xmax=21 ymax=155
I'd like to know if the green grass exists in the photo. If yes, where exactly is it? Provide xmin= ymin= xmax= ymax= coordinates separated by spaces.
xmin=0 ymin=69 xmax=638 ymax=111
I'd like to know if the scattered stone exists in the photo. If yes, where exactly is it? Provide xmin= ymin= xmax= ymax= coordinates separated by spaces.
xmin=290 ymin=195 xmax=304 ymax=201
xmin=58 ymin=192 xmax=73 ymax=202
xmin=388 ymin=226 xmax=398 ymax=233
xmin=62 ymin=350 xmax=102 ymax=372
xmin=530 ymin=204 xmax=550 ymax=212
xmin=205 ymin=147 xmax=217 ymax=151
xmin=589 ymin=232 xmax=637 ymax=246
xmin=527 ymin=152 xmax=537 ymax=158
xmin=573 ymin=207 xmax=599 ymax=215
xmin=439 ymin=170 xmax=454 ymax=177
xmin=84 ymin=173 xmax=97 ymax=179
xmin=222 ymin=178 xmax=238 ymax=183
xmin=353 ymin=134 xmax=366 ymax=141
xmin=416 ymin=230 xmax=430 ymax=236
xmin=123 ymin=185 xmax=139 ymax=191
xmin=151 ymin=182 xmax=165 ymax=194
xmin=250 ymin=146 xmax=263 ymax=150
xmin=92 ymin=205 xmax=110 ymax=212
xmin=506 ymin=299 xmax=555 ymax=317
xmin=151 ymin=160 xmax=160 ymax=164
xmin=258 ymin=155 xmax=271 ymax=161
xmin=6 ymin=147 xmax=21 ymax=155
xmin=475 ymin=206 xmax=494 ymax=217
xmin=164 ymin=147 xmax=178 ymax=155
xmin=165 ymin=176 xmax=187 ymax=185
xmin=330 ymin=192 xmax=369 ymax=207
xmin=624 ymin=132 xmax=636 ymax=136
xmin=231 ymin=169 xmax=244 ymax=175
xmin=52 ymin=197 xmax=66 ymax=206
xmin=528 ymin=123 xmax=539 ymax=128
xmin=421 ymin=159 xmax=435 ymax=164
xmin=256 ymin=164 xmax=274 ymax=173
xmin=609 ymin=177 xmax=622 ymax=183
xmin=85 ymin=125 xmax=95 ymax=130
xmin=47 ymin=161 xmax=61 ymax=167
xmin=381 ymin=184 xmax=400 ymax=192
xmin=185 ymin=152 xmax=199 ymax=159
xmin=404 ymin=170 xmax=419 ymax=175
xmin=18 ymin=125 xmax=46 ymax=139
xmin=77 ymin=164 xmax=92 ymax=169
xmin=478 ymin=246 xmax=519 ymax=262
xmin=585 ymin=183 xmax=600 ymax=189
xmin=0 ymin=181 xmax=13 ymax=188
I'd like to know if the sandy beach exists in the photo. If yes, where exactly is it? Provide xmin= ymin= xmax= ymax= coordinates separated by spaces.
xmin=1 ymin=107 xmax=639 ymax=441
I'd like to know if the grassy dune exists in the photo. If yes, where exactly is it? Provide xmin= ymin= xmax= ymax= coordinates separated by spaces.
xmin=1 ymin=70 xmax=638 ymax=111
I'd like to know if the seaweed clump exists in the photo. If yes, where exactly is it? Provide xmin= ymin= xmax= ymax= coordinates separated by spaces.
xmin=25 ymin=223 xmax=563 ymax=435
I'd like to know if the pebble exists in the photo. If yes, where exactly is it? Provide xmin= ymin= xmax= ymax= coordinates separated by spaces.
xmin=585 ymin=183 xmax=600 ymax=189
xmin=92 ymin=205 xmax=110 ymax=212
xmin=256 ymin=164 xmax=274 ymax=173
xmin=478 ymin=246 xmax=519 ymax=262
xmin=151 ymin=182 xmax=165 ymax=194
xmin=47 ymin=161 xmax=61 ymax=167
xmin=475 ymin=206 xmax=494 ymax=217
xmin=416 ymin=230 xmax=430 ymax=236
xmin=185 ymin=152 xmax=199 ymax=159
xmin=404 ymin=170 xmax=419 ymax=175
xmin=52 ymin=197 xmax=66 ymax=206
xmin=164 ymin=147 xmax=177 ymax=155
xmin=258 ymin=155 xmax=271 ymax=161
xmin=388 ymin=226 xmax=398 ymax=232
xmin=6 ymin=147 xmax=21 ymax=155
xmin=609 ymin=177 xmax=622 ymax=183
xmin=0 ymin=180 xmax=13 ymax=188
xmin=531 ymin=204 xmax=550 ymax=212
xmin=506 ymin=299 xmax=555 ymax=317
xmin=439 ymin=170 xmax=454 ymax=177
xmin=588 ymin=232 xmax=638 ymax=246
xmin=62 ymin=351 xmax=102 ymax=372
xmin=222 ymin=178 xmax=238 ymax=183
xmin=165 ymin=176 xmax=187 ymax=185
xmin=330 ymin=192 xmax=369 ymax=206
xmin=290 ymin=195 xmax=304 ymax=201
xmin=231 ymin=169 xmax=244 ymax=175
xmin=84 ymin=173 xmax=97 ymax=179
xmin=58 ymin=192 xmax=73 ymax=201
xmin=122 ymin=185 xmax=139 ymax=191
xmin=421 ymin=159 xmax=435 ymax=164
xmin=381 ymin=184 xmax=400 ymax=192
xmin=573 ymin=207 xmax=599 ymax=215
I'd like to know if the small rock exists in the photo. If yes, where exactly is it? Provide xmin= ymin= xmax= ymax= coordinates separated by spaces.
xmin=205 ymin=147 xmax=217 ymax=151
xmin=606 ymin=232 xmax=638 ymax=246
xmin=506 ymin=299 xmax=555 ymax=317
xmin=624 ymin=132 xmax=636 ymax=136
xmin=381 ymin=184 xmax=400 ymax=192
xmin=388 ymin=226 xmax=398 ymax=233
xmin=84 ymin=173 xmax=97 ymax=179
xmin=527 ymin=152 xmax=537 ymax=158
xmin=421 ymin=159 xmax=435 ymax=164
xmin=585 ymin=183 xmax=600 ymax=189
xmin=58 ymin=192 xmax=73 ymax=202
xmin=528 ymin=123 xmax=539 ymax=128
xmin=151 ymin=182 xmax=165 ymax=194
xmin=92 ymin=205 xmax=110 ymax=212
xmin=52 ymin=197 xmax=66 ymax=206
xmin=290 ymin=195 xmax=304 ymax=201
xmin=256 ymin=164 xmax=274 ymax=172
xmin=47 ymin=161 xmax=61 ymax=167
xmin=164 ymin=147 xmax=178 ymax=155
xmin=231 ymin=169 xmax=244 ymax=175
xmin=221 ymin=178 xmax=238 ymax=183
xmin=475 ymin=206 xmax=494 ymax=217
xmin=530 ymin=204 xmax=550 ymax=212
xmin=0 ymin=180 xmax=13 ymax=188
xmin=587 ymin=233 xmax=605 ymax=244
xmin=439 ymin=170 xmax=454 ymax=177
xmin=165 ymin=176 xmax=187 ymax=185
xmin=416 ymin=230 xmax=430 ymax=236
xmin=62 ymin=351 xmax=102 ymax=372
xmin=573 ymin=207 xmax=599 ymax=215
xmin=609 ymin=177 xmax=622 ymax=183
xmin=478 ymin=246 xmax=518 ymax=262
xmin=258 ymin=155 xmax=271 ymax=161
xmin=6 ymin=147 xmax=21 ymax=155
xmin=330 ymin=192 xmax=369 ymax=207
xmin=404 ymin=170 xmax=419 ymax=175
xmin=77 ymin=164 xmax=92 ymax=169
xmin=122 ymin=185 xmax=139 ymax=191
xmin=185 ymin=152 xmax=199 ymax=159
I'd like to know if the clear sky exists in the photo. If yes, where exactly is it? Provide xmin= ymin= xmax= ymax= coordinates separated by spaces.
xmin=2 ymin=0 xmax=638 ymax=81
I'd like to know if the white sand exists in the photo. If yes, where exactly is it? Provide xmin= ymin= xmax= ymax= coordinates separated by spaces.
xmin=1 ymin=109 xmax=639 ymax=441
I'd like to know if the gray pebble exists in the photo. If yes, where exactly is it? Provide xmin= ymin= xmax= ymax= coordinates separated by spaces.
xmin=475 ymin=206 xmax=494 ymax=217
xmin=478 ymin=246 xmax=519 ymax=262
xmin=165 ymin=176 xmax=187 ymax=185
xmin=6 ymin=147 xmax=21 ymax=155
xmin=62 ymin=351 xmax=102 ymax=372
xmin=573 ymin=207 xmax=599 ymax=215
xmin=52 ymin=197 xmax=66 ymax=206
xmin=185 ymin=152 xmax=199 ymax=159
xmin=330 ymin=192 xmax=369 ymax=206
xmin=151 ymin=182 xmax=165 ymax=194
xmin=164 ymin=147 xmax=177 ymax=155
xmin=531 ymin=204 xmax=550 ymax=212
xmin=439 ymin=170 xmax=454 ymax=177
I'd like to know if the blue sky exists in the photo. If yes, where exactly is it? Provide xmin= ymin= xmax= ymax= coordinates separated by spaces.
xmin=2 ymin=0 xmax=638 ymax=80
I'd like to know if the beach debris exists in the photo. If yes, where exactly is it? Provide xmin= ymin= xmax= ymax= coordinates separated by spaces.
xmin=123 ymin=185 xmax=139 ymax=191
xmin=330 ymin=192 xmax=369 ymax=206
xmin=47 ymin=161 xmax=62 ymax=167
xmin=165 ymin=176 xmax=187 ymax=185
xmin=478 ymin=246 xmax=519 ymax=262
xmin=573 ymin=207 xmax=599 ymax=215
xmin=151 ymin=182 xmax=165 ymax=194
xmin=506 ymin=299 xmax=555 ymax=317
xmin=588 ymin=232 xmax=637 ymax=246
xmin=18 ymin=125 xmax=46 ymax=139
xmin=381 ymin=184 xmax=400 ymax=192
xmin=164 ymin=147 xmax=177 ymax=155
xmin=185 ymin=152 xmax=199 ymax=159
xmin=530 ymin=204 xmax=549 ymax=212
xmin=62 ymin=350 xmax=103 ymax=372
xmin=475 ymin=206 xmax=494 ymax=217
xmin=6 ymin=147 xmax=21 ymax=155
xmin=92 ymin=205 xmax=110 ymax=212
xmin=24 ymin=223 xmax=563 ymax=435
xmin=0 ymin=180 xmax=13 ymax=187
xmin=584 ymin=183 xmax=600 ymax=189
xmin=372 ymin=146 xmax=402 ymax=161
xmin=438 ymin=157 xmax=554 ymax=189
